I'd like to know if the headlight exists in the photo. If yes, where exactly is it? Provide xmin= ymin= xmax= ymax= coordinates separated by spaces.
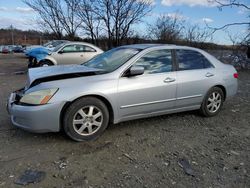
xmin=20 ymin=88 xmax=58 ymax=105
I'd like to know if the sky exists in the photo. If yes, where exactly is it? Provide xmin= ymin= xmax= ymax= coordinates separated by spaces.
xmin=0 ymin=0 xmax=249 ymax=45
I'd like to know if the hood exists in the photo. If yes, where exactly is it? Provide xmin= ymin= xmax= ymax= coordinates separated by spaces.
xmin=26 ymin=45 xmax=43 ymax=51
xmin=26 ymin=46 xmax=46 ymax=56
xmin=27 ymin=65 xmax=103 ymax=88
xmin=29 ymin=47 xmax=50 ymax=54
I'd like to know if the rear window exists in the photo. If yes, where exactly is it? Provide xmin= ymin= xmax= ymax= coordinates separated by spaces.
xmin=176 ymin=50 xmax=214 ymax=71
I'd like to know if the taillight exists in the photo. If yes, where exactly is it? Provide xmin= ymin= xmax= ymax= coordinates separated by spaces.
xmin=233 ymin=73 xmax=238 ymax=79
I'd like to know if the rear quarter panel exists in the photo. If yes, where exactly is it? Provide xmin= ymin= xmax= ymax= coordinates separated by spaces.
xmin=217 ymin=64 xmax=238 ymax=98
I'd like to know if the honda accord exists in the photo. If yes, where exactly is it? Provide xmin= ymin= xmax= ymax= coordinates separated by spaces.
xmin=7 ymin=44 xmax=238 ymax=141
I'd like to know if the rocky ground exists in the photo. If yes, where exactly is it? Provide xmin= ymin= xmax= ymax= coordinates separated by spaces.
xmin=0 ymin=54 xmax=249 ymax=188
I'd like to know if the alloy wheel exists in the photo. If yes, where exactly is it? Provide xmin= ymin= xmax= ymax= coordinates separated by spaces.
xmin=207 ymin=91 xmax=222 ymax=113
xmin=72 ymin=105 xmax=103 ymax=136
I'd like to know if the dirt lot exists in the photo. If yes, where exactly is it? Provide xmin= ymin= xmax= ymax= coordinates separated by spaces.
xmin=0 ymin=54 xmax=249 ymax=188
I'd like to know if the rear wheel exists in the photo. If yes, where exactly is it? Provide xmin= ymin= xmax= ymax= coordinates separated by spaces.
xmin=63 ymin=97 xmax=109 ymax=141
xmin=200 ymin=87 xmax=224 ymax=117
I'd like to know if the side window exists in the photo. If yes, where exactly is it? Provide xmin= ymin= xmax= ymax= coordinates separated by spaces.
xmin=84 ymin=46 xmax=96 ymax=52
xmin=176 ymin=50 xmax=214 ymax=71
xmin=62 ymin=45 xmax=77 ymax=53
xmin=62 ymin=45 xmax=96 ymax=53
xmin=133 ymin=49 xmax=173 ymax=74
xmin=75 ymin=45 xmax=85 ymax=52
xmin=204 ymin=58 xmax=214 ymax=68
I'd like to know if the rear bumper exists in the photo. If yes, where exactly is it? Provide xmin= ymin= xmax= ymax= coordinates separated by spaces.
xmin=7 ymin=93 xmax=65 ymax=133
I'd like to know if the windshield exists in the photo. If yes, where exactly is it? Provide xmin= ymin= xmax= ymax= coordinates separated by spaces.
xmin=53 ymin=43 xmax=65 ymax=52
xmin=43 ymin=41 xmax=52 ymax=47
xmin=84 ymin=47 xmax=141 ymax=73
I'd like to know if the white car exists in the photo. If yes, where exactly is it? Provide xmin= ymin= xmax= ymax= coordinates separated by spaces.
xmin=36 ymin=42 xmax=103 ymax=66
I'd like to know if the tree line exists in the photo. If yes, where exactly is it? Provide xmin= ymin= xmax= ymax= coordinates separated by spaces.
xmin=4 ymin=0 xmax=248 ymax=49
xmin=23 ymin=0 xmax=153 ymax=48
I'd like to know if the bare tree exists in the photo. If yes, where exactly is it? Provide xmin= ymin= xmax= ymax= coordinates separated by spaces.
xmin=77 ymin=0 xmax=101 ymax=45
xmin=225 ymin=31 xmax=250 ymax=67
xmin=58 ymin=0 xmax=83 ymax=40
xmin=148 ymin=14 xmax=184 ymax=43
xmin=207 ymin=0 xmax=250 ymax=31
xmin=23 ymin=0 xmax=63 ymax=39
xmin=94 ymin=0 xmax=152 ymax=47
xmin=185 ymin=24 xmax=212 ymax=46
xmin=23 ymin=0 xmax=83 ymax=40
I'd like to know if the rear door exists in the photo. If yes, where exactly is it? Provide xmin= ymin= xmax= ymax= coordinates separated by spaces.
xmin=118 ymin=49 xmax=177 ymax=118
xmin=175 ymin=49 xmax=216 ymax=108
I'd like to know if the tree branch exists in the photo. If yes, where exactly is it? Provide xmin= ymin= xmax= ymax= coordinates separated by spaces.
xmin=206 ymin=22 xmax=250 ymax=33
xmin=212 ymin=0 xmax=250 ymax=10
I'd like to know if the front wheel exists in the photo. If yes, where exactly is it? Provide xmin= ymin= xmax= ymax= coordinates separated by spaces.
xmin=200 ymin=87 xmax=224 ymax=117
xmin=39 ymin=60 xmax=53 ymax=67
xmin=63 ymin=97 xmax=109 ymax=141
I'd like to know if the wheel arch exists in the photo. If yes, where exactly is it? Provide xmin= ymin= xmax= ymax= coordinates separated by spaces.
xmin=213 ymin=85 xmax=227 ymax=100
xmin=59 ymin=94 xmax=114 ymax=131
xmin=38 ymin=57 xmax=56 ymax=65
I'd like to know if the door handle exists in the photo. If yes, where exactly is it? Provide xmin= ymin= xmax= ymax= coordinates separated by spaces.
xmin=205 ymin=72 xmax=214 ymax=77
xmin=164 ymin=77 xmax=176 ymax=83
xmin=80 ymin=55 xmax=83 ymax=57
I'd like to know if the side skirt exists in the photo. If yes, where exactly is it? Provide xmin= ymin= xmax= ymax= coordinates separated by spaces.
xmin=114 ymin=105 xmax=201 ymax=124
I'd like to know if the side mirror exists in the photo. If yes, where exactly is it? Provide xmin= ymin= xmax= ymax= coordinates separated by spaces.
xmin=128 ymin=66 xmax=144 ymax=77
xmin=48 ymin=44 xmax=53 ymax=48
xmin=58 ymin=50 xmax=64 ymax=54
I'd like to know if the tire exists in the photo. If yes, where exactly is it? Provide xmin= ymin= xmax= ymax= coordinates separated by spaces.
xmin=39 ymin=60 xmax=53 ymax=67
xmin=28 ymin=62 xmax=34 ymax=68
xmin=200 ymin=87 xmax=224 ymax=117
xmin=63 ymin=97 xmax=109 ymax=141
xmin=28 ymin=56 xmax=34 ymax=62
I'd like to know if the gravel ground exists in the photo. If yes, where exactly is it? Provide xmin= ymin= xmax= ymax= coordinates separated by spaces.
xmin=0 ymin=54 xmax=249 ymax=188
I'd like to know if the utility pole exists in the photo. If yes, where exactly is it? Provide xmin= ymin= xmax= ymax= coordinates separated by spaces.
xmin=10 ymin=25 xmax=14 ymax=45
xmin=24 ymin=35 xmax=27 ymax=45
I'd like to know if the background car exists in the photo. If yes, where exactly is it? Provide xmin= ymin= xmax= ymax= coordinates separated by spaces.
xmin=24 ymin=40 xmax=68 ymax=57
xmin=7 ymin=44 xmax=238 ymax=141
xmin=27 ymin=47 xmax=52 ymax=67
xmin=29 ymin=42 xmax=103 ymax=67
xmin=13 ymin=45 xmax=24 ymax=53
xmin=2 ymin=46 xmax=11 ymax=53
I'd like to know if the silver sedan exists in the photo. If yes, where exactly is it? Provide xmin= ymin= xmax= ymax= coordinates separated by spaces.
xmin=7 ymin=44 xmax=238 ymax=141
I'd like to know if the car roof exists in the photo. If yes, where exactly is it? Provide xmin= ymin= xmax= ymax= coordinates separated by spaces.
xmin=119 ymin=44 xmax=204 ymax=51
xmin=121 ymin=44 xmax=174 ymax=50
xmin=63 ymin=41 xmax=98 ymax=46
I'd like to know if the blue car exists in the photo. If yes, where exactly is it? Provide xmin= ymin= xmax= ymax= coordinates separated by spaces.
xmin=27 ymin=40 xmax=69 ymax=67
xmin=27 ymin=47 xmax=51 ymax=67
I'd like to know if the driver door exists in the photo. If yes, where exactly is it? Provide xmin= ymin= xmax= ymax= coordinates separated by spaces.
xmin=117 ymin=49 xmax=177 ymax=119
